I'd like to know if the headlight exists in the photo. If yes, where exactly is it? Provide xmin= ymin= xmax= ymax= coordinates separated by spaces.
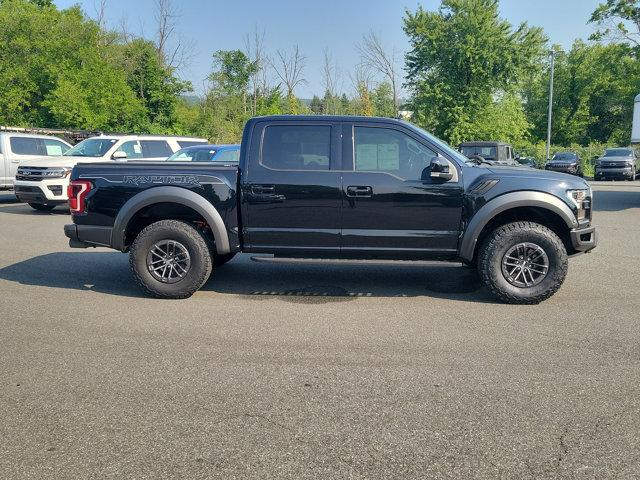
xmin=566 ymin=188 xmax=591 ymax=220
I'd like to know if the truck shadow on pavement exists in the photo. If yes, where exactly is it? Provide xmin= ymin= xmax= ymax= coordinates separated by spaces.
xmin=592 ymin=189 xmax=640 ymax=212
xmin=0 ymin=203 xmax=69 ymax=215
xmin=0 ymin=252 xmax=493 ymax=303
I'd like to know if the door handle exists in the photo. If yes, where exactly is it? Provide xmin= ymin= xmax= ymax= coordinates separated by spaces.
xmin=247 ymin=184 xmax=285 ymax=204
xmin=251 ymin=184 xmax=275 ymax=194
xmin=346 ymin=185 xmax=373 ymax=198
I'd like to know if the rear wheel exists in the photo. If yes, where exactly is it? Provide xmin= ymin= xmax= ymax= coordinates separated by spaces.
xmin=28 ymin=203 xmax=55 ymax=211
xmin=477 ymin=221 xmax=568 ymax=304
xmin=129 ymin=220 xmax=212 ymax=299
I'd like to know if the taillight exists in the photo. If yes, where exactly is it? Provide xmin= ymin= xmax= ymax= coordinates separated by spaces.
xmin=67 ymin=180 xmax=92 ymax=214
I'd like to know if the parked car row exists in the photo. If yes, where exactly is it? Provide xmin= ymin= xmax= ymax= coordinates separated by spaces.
xmin=457 ymin=140 xmax=638 ymax=181
xmin=1 ymin=130 xmax=240 ymax=210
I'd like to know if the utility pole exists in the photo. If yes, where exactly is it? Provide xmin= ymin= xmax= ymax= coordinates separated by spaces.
xmin=546 ymin=51 xmax=555 ymax=161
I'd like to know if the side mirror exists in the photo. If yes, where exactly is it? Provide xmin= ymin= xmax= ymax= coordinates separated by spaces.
xmin=112 ymin=151 xmax=127 ymax=160
xmin=429 ymin=156 xmax=453 ymax=181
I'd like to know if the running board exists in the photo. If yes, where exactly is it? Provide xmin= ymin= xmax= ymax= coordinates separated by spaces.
xmin=250 ymin=256 xmax=455 ymax=267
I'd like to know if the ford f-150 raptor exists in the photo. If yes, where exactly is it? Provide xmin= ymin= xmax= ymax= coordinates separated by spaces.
xmin=64 ymin=116 xmax=597 ymax=303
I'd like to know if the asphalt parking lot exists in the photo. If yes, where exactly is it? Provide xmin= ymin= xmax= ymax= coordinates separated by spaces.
xmin=0 ymin=181 xmax=639 ymax=479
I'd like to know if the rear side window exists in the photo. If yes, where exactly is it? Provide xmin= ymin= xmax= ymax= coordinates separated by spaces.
xmin=140 ymin=140 xmax=173 ymax=158
xmin=10 ymin=137 xmax=42 ymax=155
xmin=261 ymin=125 xmax=330 ymax=170
xmin=178 ymin=140 xmax=207 ymax=148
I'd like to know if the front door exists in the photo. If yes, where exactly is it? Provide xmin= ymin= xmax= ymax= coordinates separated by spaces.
xmin=340 ymin=124 xmax=463 ymax=258
xmin=241 ymin=122 xmax=342 ymax=255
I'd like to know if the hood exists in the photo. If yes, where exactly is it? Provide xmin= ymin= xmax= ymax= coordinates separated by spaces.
xmin=18 ymin=156 xmax=109 ymax=168
xmin=485 ymin=165 xmax=589 ymax=188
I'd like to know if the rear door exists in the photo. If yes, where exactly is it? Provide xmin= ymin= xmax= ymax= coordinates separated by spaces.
xmin=340 ymin=122 xmax=463 ymax=258
xmin=241 ymin=120 xmax=342 ymax=255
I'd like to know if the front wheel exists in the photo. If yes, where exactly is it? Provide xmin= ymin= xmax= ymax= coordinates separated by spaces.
xmin=477 ymin=221 xmax=568 ymax=304
xmin=28 ymin=203 xmax=55 ymax=211
xmin=129 ymin=220 xmax=212 ymax=299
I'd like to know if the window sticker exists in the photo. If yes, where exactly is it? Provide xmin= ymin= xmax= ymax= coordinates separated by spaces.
xmin=46 ymin=145 xmax=63 ymax=156
xmin=356 ymin=144 xmax=378 ymax=170
xmin=378 ymin=143 xmax=400 ymax=170
xmin=133 ymin=144 xmax=142 ymax=154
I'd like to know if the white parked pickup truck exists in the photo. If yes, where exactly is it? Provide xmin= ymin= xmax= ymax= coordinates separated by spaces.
xmin=1 ymin=132 xmax=72 ymax=190
xmin=14 ymin=134 xmax=207 ymax=211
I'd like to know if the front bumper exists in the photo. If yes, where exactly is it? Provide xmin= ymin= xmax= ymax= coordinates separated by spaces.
xmin=594 ymin=167 xmax=634 ymax=179
xmin=13 ymin=178 xmax=70 ymax=203
xmin=569 ymin=225 xmax=597 ymax=253
xmin=64 ymin=224 xmax=113 ymax=248
xmin=545 ymin=165 xmax=579 ymax=175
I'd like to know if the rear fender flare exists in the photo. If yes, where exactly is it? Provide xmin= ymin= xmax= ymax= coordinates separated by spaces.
xmin=111 ymin=186 xmax=230 ymax=254
xmin=459 ymin=191 xmax=578 ymax=261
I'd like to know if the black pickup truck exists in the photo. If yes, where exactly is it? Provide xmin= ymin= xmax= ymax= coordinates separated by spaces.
xmin=64 ymin=116 xmax=596 ymax=303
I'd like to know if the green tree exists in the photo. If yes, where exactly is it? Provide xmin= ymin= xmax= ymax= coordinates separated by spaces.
xmin=404 ymin=0 xmax=546 ymax=142
xmin=310 ymin=95 xmax=323 ymax=114
xmin=524 ymin=41 xmax=640 ymax=145
xmin=121 ymin=39 xmax=192 ymax=132
xmin=371 ymin=82 xmax=396 ymax=118
xmin=590 ymin=0 xmax=640 ymax=51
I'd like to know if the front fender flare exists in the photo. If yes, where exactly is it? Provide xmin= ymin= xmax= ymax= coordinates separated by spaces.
xmin=111 ymin=186 xmax=231 ymax=254
xmin=459 ymin=191 xmax=578 ymax=261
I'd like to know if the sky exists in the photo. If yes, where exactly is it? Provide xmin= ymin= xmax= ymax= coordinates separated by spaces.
xmin=54 ymin=0 xmax=603 ymax=98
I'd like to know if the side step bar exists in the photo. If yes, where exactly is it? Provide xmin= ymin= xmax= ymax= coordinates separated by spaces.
xmin=250 ymin=256 xmax=453 ymax=267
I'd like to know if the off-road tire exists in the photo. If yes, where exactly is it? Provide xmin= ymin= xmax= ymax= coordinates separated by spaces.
xmin=29 ymin=203 xmax=55 ymax=211
xmin=129 ymin=220 xmax=212 ymax=299
xmin=214 ymin=253 xmax=236 ymax=267
xmin=477 ymin=221 xmax=568 ymax=304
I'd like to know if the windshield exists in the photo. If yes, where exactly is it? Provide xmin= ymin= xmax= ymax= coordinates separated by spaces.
xmin=167 ymin=147 xmax=217 ymax=162
xmin=64 ymin=138 xmax=118 ymax=157
xmin=604 ymin=148 xmax=633 ymax=157
xmin=460 ymin=145 xmax=497 ymax=160
xmin=552 ymin=152 xmax=576 ymax=161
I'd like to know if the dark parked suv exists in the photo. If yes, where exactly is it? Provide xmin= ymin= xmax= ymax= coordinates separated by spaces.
xmin=594 ymin=148 xmax=638 ymax=181
xmin=545 ymin=152 xmax=583 ymax=177
xmin=64 ymin=116 xmax=597 ymax=304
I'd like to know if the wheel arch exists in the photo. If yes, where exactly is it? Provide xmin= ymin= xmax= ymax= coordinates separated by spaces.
xmin=112 ymin=186 xmax=231 ymax=254
xmin=459 ymin=191 xmax=578 ymax=262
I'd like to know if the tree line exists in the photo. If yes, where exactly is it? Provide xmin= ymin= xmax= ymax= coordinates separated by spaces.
xmin=1 ymin=0 xmax=639 ymax=162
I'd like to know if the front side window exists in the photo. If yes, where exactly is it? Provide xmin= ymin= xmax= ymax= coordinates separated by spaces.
xmin=354 ymin=127 xmax=437 ymax=181
xmin=10 ymin=137 xmax=41 ymax=156
xmin=43 ymin=139 xmax=69 ymax=156
xmin=140 ymin=140 xmax=173 ymax=158
xmin=261 ymin=125 xmax=331 ymax=170
xmin=116 ymin=141 xmax=143 ymax=159
xmin=65 ymin=138 xmax=118 ymax=157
